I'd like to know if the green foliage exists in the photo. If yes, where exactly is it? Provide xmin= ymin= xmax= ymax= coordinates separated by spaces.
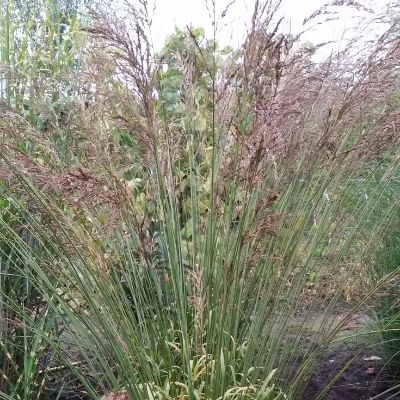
xmin=0 ymin=0 xmax=86 ymax=106
xmin=0 ymin=197 xmax=60 ymax=398
xmin=372 ymin=210 xmax=400 ymax=374
xmin=0 ymin=1 xmax=89 ymax=396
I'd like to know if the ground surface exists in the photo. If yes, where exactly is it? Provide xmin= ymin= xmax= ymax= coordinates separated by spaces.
xmin=303 ymin=343 xmax=399 ymax=400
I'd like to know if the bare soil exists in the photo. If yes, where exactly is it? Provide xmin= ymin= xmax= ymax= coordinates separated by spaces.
xmin=303 ymin=343 xmax=399 ymax=400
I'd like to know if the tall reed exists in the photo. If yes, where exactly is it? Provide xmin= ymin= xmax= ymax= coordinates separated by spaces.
xmin=0 ymin=1 xmax=400 ymax=399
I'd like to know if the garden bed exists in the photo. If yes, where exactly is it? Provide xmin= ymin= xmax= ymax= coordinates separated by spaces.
xmin=303 ymin=344 xmax=399 ymax=400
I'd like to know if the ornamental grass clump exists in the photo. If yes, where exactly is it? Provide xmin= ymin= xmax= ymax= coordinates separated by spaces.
xmin=1 ymin=0 xmax=400 ymax=399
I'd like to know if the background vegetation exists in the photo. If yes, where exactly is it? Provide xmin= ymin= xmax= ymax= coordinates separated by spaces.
xmin=0 ymin=0 xmax=400 ymax=399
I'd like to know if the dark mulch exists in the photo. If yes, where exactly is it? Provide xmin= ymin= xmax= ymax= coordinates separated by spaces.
xmin=302 ymin=344 xmax=400 ymax=400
